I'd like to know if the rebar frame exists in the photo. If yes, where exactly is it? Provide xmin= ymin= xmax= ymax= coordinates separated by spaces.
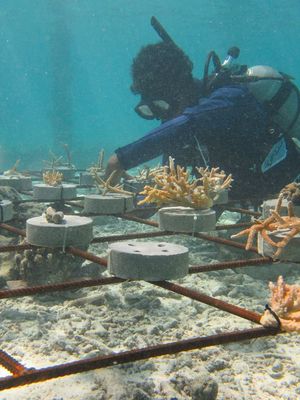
xmin=0 ymin=205 xmax=282 ymax=391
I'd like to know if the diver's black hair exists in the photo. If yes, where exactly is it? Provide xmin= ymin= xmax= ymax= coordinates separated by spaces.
xmin=131 ymin=41 xmax=194 ymax=100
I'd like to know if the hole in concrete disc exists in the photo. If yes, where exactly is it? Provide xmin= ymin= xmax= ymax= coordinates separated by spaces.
xmin=134 ymin=250 xmax=140 ymax=253
xmin=162 ymin=250 xmax=168 ymax=252
xmin=157 ymin=244 xmax=165 ymax=247
xmin=128 ymin=243 xmax=135 ymax=246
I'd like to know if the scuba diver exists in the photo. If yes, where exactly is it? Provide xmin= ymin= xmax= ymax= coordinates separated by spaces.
xmin=105 ymin=17 xmax=300 ymax=201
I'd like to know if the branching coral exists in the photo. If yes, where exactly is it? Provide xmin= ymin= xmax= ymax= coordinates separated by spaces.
xmin=231 ymin=193 xmax=300 ymax=259
xmin=43 ymin=170 xmax=63 ymax=186
xmin=43 ymin=143 xmax=75 ymax=170
xmin=133 ymin=164 xmax=165 ymax=182
xmin=138 ymin=157 xmax=232 ymax=209
xmin=279 ymin=181 xmax=300 ymax=205
xmin=260 ymin=276 xmax=300 ymax=332
xmin=93 ymin=170 xmax=132 ymax=196
xmin=87 ymin=149 xmax=105 ymax=176
xmin=3 ymin=160 xmax=22 ymax=176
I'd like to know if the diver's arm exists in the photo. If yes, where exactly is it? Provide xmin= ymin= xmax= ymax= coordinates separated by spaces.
xmin=104 ymin=153 xmax=134 ymax=184
xmin=115 ymin=113 xmax=190 ymax=170
xmin=113 ymin=85 xmax=267 ymax=172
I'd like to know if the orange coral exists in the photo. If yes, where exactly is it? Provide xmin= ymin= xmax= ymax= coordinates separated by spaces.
xmin=43 ymin=170 xmax=63 ymax=186
xmin=138 ymin=157 xmax=232 ymax=209
xmin=260 ymin=276 xmax=300 ymax=332
xmin=231 ymin=196 xmax=300 ymax=259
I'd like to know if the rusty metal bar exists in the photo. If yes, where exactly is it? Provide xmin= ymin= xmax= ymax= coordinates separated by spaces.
xmin=0 ymin=326 xmax=278 ymax=390
xmin=0 ymin=244 xmax=34 ymax=253
xmin=189 ymin=257 xmax=272 ymax=274
xmin=0 ymin=276 xmax=124 ymax=299
xmin=189 ymin=231 xmax=257 ymax=252
xmin=153 ymin=281 xmax=261 ymax=324
xmin=221 ymin=206 xmax=261 ymax=217
xmin=0 ymin=350 xmax=29 ymax=377
xmin=216 ymin=222 xmax=251 ymax=231
xmin=0 ymin=223 xmax=26 ymax=237
xmin=65 ymin=201 xmax=84 ymax=208
xmin=13 ymin=197 xmax=84 ymax=204
xmin=117 ymin=213 xmax=159 ymax=227
xmin=92 ymin=230 xmax=175 ymax=243
xmin=66 ymin=246 xmax=108 ymax=266
xmin=0 ymin=256 xmax=272 ymax=300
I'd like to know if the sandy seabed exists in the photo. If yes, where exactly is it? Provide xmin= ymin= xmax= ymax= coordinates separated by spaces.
xmin=0 ymin=212 xmax=299 ymax=400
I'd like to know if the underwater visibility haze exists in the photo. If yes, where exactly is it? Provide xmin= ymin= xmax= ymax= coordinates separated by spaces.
xmin=1 ymin=2 xmax=300 ymax=400
xmin=0 ymin=0 xmax=300 ymax=171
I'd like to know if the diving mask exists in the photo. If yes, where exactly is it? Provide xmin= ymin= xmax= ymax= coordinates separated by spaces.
xmin=134 ymin=98 xmax=171 ymax=120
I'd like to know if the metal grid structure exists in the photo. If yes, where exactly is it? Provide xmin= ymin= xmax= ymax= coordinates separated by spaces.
xmin=0 ymin=198 xmax=283 ymax=391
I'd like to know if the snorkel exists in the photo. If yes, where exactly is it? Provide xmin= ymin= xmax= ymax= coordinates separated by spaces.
xmin=131 ymin=16 xmax=192 ymax=121
xmin=150 ymin=17 xmax=244 ymax=97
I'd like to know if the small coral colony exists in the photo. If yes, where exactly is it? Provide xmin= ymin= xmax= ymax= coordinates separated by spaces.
xmin=3 ymin=146 xmax=300 ymax=333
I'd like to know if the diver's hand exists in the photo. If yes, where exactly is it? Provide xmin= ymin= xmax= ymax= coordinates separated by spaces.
xmin=105 ymin=153 xmax=125 ymax=185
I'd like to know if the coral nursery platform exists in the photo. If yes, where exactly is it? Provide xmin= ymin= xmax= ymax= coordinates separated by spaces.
xmin=0 ymin=203 xmax=285 ymax=391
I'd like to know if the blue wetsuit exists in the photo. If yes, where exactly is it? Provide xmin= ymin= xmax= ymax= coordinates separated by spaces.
xmin=116 ymin=85 xmax=300 ymax=200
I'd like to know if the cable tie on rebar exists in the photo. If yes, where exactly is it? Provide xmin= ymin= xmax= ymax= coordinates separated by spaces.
xmin=265 ymin=304 xmax=281 ymax=330
xmin=62 ymin=225 xmax=68 ymax=253
xmin=0 ymin=201 xmax=3 ymax=223
xmin=192 ymin=213 xmax=197 ymax=237
xmin=123 ymin=198 xmax=127 ymax=214
xmin=60 ymin=185 xmax=64 ymax=201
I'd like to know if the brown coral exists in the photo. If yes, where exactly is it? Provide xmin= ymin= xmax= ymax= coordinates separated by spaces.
xmin=260 ymin=276 xmax=300 ymax=332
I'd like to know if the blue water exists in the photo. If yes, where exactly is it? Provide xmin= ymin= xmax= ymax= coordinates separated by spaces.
xmin=0 ymin=0 xmax=299 ymax=170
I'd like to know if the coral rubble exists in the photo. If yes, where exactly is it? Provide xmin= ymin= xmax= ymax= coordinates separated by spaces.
xmin=44 ymin=206 xmax=64 ymax=224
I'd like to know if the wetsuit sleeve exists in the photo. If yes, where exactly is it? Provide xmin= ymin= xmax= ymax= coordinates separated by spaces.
xmin=115 ymin=85 xmax=266 ymax=170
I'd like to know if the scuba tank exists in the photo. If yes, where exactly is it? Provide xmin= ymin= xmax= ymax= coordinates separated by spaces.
xmin=203 ymin=47 xmax=300 ymax=142
xmin=245 ymin=65 xmax=300 ymax=141
xmin=150 ymin=16 xmax=300 ymax=143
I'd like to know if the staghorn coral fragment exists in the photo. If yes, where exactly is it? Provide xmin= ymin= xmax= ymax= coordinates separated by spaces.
xmin=3 ymin=159 xmax=22 ymax=176
xmin=43 ymin=170 xmax=63 ymax=186
xmin=231 ymin=194 xmax=300 ymax=259
xmin=138 ymin=157 xmax=232 ymax=209
xmin=92 ymin=170 xmax=133 ymax=196
xmin=87 ymin=148 xmax=106 ymax=176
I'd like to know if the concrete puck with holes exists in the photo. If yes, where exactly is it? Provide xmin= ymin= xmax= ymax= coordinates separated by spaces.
xmin=0 ymin=175 xmax=32 ymax=191
xmin=0 ymin=200 xmax=13 ymax=222
xmin=84 ymin=193 xmax=134 ymax=214
xmin=213 ymin=189 xmax=229 ymax=205
xmin=261 ymin=198 xmax=300 ymax=218
xmin=79 ymin=172 xmax=95 ymax=186
xmin=123 ymin=179 xmax=151 ymax=194
xmin=257 ymin=230 xmax=300 ymax=262
xmin=158 ymin=206 xmax=216 ymax=233
xmin=108 ymin=241 xmax=189 ymax=281
xmin=33 ymin=184 xmax=77 ymax=201
xmin=26 ymin=215 xmax=93 ymax=248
